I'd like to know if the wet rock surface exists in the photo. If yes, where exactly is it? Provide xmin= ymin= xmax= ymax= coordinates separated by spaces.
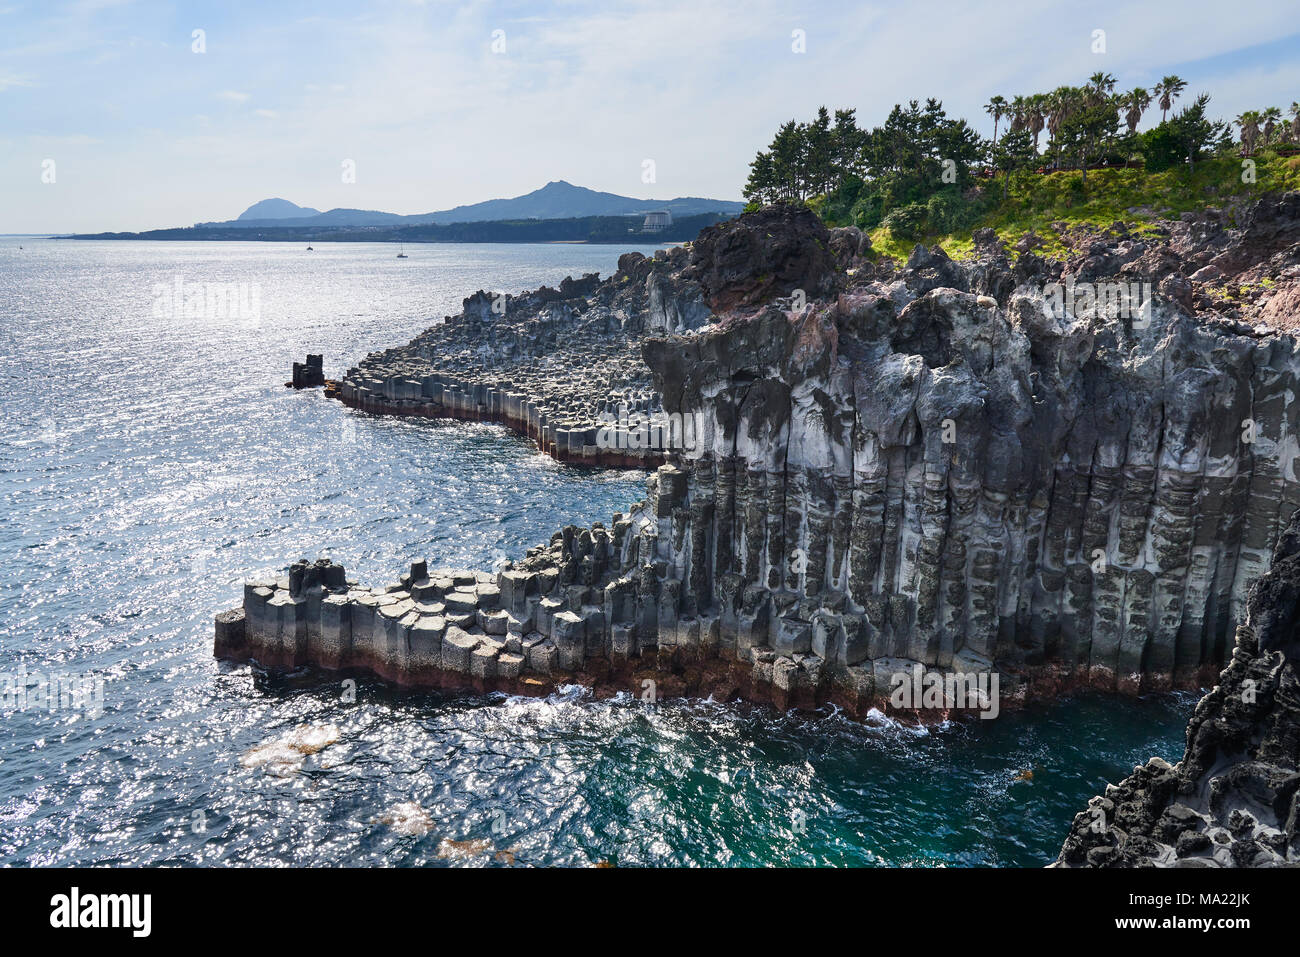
xmin=1056 ymin=508 xmax=1300 ymax=867
xmin=236 ymin=197 xmax=1300 ymax=716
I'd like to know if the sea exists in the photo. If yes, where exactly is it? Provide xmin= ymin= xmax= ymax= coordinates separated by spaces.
xmin=0 ymin=239 xmax=1195 ymax=866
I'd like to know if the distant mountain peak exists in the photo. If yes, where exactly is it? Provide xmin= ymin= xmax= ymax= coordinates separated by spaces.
xmin=215 ymin=182 xmax=743 ymax=229
xmin=236 ymin=198 xmax=321 ymax=221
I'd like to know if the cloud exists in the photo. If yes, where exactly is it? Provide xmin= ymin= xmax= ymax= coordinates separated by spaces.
xmin=27 ymin=132 xmax=102 ymax=146
xmin=4 ymin=0 xmax=1300 ymax=233
xmin=0 ymin=70 xmax=35 ymax=91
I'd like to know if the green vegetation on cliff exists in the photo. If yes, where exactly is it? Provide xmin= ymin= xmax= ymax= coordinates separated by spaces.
xmin=745 ymin=76 xmax=1300 ymax=261
xmin=864 ymin=152 xmax=1300 ymax=261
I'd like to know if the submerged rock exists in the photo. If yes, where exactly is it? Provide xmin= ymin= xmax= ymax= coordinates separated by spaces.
xmin=239 ymin=722 xmax=341 ymax=776
xmin=380 ymin=802 xmax=435 ymax=838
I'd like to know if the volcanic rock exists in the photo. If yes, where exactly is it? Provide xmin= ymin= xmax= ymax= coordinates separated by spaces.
xmin=238 ymin=195 xmax=1300 ymax=717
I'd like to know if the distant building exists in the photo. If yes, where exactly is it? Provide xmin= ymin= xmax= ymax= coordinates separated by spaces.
xmin=641 ymin=210 xmax=673 ymax=232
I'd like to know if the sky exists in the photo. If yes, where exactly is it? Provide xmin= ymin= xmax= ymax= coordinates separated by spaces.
xmin=2 ymin=0 xmax=1299 ymax=233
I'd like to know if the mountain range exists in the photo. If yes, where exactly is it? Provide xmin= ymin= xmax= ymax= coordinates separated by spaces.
xmin=200 ymin=180 xmax=745 ymax=228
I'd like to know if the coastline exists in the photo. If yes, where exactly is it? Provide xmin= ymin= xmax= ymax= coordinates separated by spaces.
xmin=217 ymin=557 xmax=1215 ymax=723
xmin=222 ymin=196 xmax=1300 ymax=738
xmin=326 ymin=375 xmax=666 ymax=470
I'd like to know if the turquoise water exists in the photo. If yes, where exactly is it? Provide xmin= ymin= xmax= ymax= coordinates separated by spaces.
xmin=0 ymin=240 xmax=1194 ymax=866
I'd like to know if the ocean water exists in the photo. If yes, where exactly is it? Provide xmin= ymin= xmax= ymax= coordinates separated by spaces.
xmin=0 ymin=239 xmax=1194 ymax=867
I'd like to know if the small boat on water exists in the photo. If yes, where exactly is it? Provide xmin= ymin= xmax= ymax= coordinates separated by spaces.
xmin=306 ymin=245 xmax=313 ymax=251
xmin=396 ymin=243 xmax=408 ymax=259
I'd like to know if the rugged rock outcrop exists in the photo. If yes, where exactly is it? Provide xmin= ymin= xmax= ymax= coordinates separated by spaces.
xmin=329 ymin=206 xmax=843 ymax=468
xmin=228 ymin=198 xmax=1300 ymax=716
xmin=681 ymin=203 xmax=840 ymax=311
xmin=1056 ymin=508 xmax=1300 ymax=867
xmin=332 ymin=263 xmax=672 ymax=468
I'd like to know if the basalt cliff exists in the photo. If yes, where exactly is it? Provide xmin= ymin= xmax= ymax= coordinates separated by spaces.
xmin=218 ymin=197 xmax=1300 ymax=717
xmin=1056 ymin=506 xmax=1300 ymax=867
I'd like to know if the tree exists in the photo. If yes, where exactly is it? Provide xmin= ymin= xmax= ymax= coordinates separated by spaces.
xmin=1045 ymin=86 xmax=1078 ymax=169
xmin=1009 ymin=94 xmax=1027 ymax=133
xmin=772 ymin=120 xmax=808 ymax=199
xmin=984 ymin=95 xmax=1007 ymax=143
xmin=860 ymin=98 xmax=983 ymax=210
xmin=1056 ymin=98 xmax=1118 ymax=187
xmin=743 ymin=151 xmax=777 ymax=205
xmin=1236 ymin=110 xmax=1261 ymax=156
xmin=1155 ymin=75 xmax=1187 ymax=123
xmin=830 ymin=108 xmax=866 ymax=186
xmin=743 ymin=119 xmax=807 ymax=203
xmin=1121 ymin=87 xmax=1152 ymax=134
xmin=744 ymin=106 xmax=871 ymax=207
xmin=989 ymin=127 xmax=1037 ymax=200
xmin=1087 ymin=72 xmax=1117 ymax=106
xmin=1261 ymin=106 xmax=1282 ymax=146
xmin=804 ymin=106 xmax=835 ymax=196
xmin=1027 ymin=93 xmax=1047 ymax=151
xmin=1166 ymin=93 xmax=1228 ymax=168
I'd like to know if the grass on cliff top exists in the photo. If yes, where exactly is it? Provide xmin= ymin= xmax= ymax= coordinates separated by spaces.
xmin=862 ymin=153 xmax=1300 ymax=263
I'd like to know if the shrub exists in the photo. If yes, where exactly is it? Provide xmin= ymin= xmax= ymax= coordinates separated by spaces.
xmin=1142 ymin=124 xmax=1184 ymax=172
xmin=881 ymin=203 xmax=929 ymax=240
xmin=850 ymin=192 xmax=884 ymax=229
xmin=925 ymin=189 xmax=985 ymax=234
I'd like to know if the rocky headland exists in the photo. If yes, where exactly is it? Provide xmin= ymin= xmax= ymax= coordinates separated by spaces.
xmin=326 ymin=204 xmax=832 ymax=468
xmin=218 ymin=196 xmax=1300 ymax=719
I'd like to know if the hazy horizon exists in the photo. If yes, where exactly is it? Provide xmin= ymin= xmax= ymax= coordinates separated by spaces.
xmin=3 ymin=0 xmax=1299 ymax=233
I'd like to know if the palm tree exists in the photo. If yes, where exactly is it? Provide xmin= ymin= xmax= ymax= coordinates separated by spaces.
xmin=1155 ymin=76 xmax=1187 ymax=123
xmin=1122 ymin=87 xmax=1152 ymax=134
xmin=1045 ymin=86 xmax=1079 ymax=169
xmin=1027 ymin=94 xmax=1047 ymax=152
xmin=1087 ymin=71 xmax=1116 ymax=105
xmin=985 ymin=95 xmax=1008 ymax=143
xmin=1009 ymin=95 xmax=1027 ymax=133
xmin=1261 ymin=106 xmax=1282 ymax=146
xmin=1236 ymin=111 xmax=1261 ymax=156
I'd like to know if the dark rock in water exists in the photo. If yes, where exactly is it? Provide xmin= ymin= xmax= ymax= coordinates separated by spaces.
xmin=246 ymin=195 xmax=1300 ymax=720
xmin=1056 ymin=507 xmax=1300 ymax=868
xmin=213 ymin=608 xmax=246 ymax=652
xmin=291 ymin=354 xmax=325 ymax=389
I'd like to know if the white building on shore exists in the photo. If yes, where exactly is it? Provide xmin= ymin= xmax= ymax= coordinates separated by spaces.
xmin=641 ymin=210 xmax=673 ymax=232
